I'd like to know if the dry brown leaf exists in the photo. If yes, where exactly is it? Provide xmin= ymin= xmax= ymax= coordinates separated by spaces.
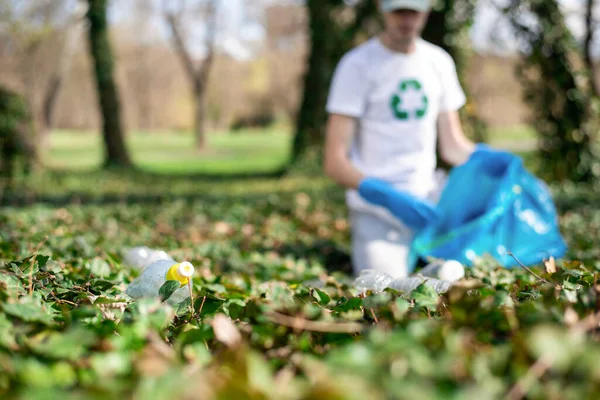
xmin=211 ymin=314 xmax=242 ymax=349
xmin=544 ymin=257 xmax=557 ymax=274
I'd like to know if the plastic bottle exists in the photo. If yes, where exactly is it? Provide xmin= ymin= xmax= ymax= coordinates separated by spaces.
xmin=125 ymin=259 xmax=194 ymax=306
xmin=354 ymin=270 xmax=395 ymax=293
xmin=388 ymin=276 xmax=454 ymax=294
xmin=353 ymin=270 xmax=455 ymax=294
xmin=122 ymin=246 xmax=174 ymax=271
xmin=417 ymin=260 xmax=465 ymax=282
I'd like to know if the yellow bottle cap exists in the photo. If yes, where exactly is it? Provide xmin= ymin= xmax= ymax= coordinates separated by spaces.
xmin=166 ymin=261 xmax=195 ymax=286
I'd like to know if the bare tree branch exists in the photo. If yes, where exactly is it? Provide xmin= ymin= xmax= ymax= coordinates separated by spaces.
xmin=163 ymin=10 xmax=197 ymax=85
xmin=161 ymin=0 xmax=218 ymax=149
xmin=197 ymin=0 xmax=217 ymax=91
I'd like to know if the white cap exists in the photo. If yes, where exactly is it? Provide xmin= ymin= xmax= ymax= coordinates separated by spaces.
xmin=439 ymin=260 xmax=465 ymax=282
xmin=380 ymin=0 xmax=431 ymax=12
xmin=177 ymin=261 xmax=195 ymax=278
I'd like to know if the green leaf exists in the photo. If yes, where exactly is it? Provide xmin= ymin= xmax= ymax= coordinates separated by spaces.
xmin=312 ymin=288 xmax=331 ymax=306
xmin=562 ymin=280 xmax=582 ymax=291
xmin=9 ymin=255 xmax=49 ymax=276
xmin=195 ymin=296 xmax=225 ymax=317
xmin=247 ymin=351 xmax=274 ymax=393
xmin=494 ymin=291 xmax=515 ymax=308
xmin=527 ymin=325 xmax=582 ymax=372
xmin=563 ymin=289 xmax=579 ymax=303
xmin=28 ymin=327 xmax=97 ymax=361
xmin=562 ymin=269 xmax=584 ymax=278
xmin=0 ymin=313 xmax=17 ymax=350
xmin=0 ymin=272 xmax=25 ymax=298
xmin=177 ymin=324 xmax=215 ymax=348
xmin=159 ymin=280 xmax=181 ymax=302
xmin=3 ymin=298 xmax=57 ymax=325
xmin=90 ymin=352 xmax=132 ymax=378
xmin=411 ymin=283 xmax=439 ymax=311
xmin=175 ymin=297 xmax=193 ymax=317
xmin=393 ymin=298 xmax=411 ymax=320
xmin=86 ymin=258 xmax=111 ymax=278
xmin=226 ymin=299 xmax=246 ymax=319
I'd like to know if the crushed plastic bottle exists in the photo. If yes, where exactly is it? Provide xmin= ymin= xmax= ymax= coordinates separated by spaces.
xmin=125 ymin=259 xmax=194 ymax=306
xmin=388 ymin=276 xmax=454 ymax=294
xmin=417 ymin=260 xmax=465 ymax=282
xmin=122 ymin=246 xmax=174 ymax=271
xmin=354 ymin=268 xmax=457 ymax=295
xmin=354 ymin=270 xmax=395 ymax=292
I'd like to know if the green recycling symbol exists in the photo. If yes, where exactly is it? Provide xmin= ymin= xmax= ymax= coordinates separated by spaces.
xmin=390 ymin=79 xmax=429 ymax=121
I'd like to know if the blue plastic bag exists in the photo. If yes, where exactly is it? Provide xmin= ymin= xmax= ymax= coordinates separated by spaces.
xmin=408 ymin=151 xmax=568 ymax=270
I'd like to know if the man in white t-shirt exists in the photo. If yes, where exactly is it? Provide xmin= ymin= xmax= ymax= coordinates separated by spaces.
xmin=324 ymin=0 xmax=508 ymax=278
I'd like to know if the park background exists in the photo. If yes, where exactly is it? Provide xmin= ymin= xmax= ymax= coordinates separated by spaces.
xmin=1 ymin=1 xmax=600 ymax=399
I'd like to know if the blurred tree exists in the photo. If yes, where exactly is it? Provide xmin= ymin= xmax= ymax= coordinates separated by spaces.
xmin=264 ymin=4 xmax=307 ymax=123
xmin=85 ymin=0 xmax=132 ymax=168
xmin=290 ymin=0 xmax=380 ymax=168
xmin=0 ymin=0 xmax=82 ymax=151
xmin=162 ymin=0 xmax=217 ymax=150
xmin=0 ymin=85 xmax=37 ymax=186
xmin=503 ymin=0 xmax=600 ymax=182
xmin=42 ymin=3 xmax=86 ymax=148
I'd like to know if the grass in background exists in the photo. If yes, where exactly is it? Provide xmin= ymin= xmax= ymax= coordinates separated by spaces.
xmin=47 ymin=124 xmax=538 ymax=174
xmin=47 ymin=127 xmax=291 ymax=174
xmin=487 ymin=125 xmax=536 ymax=142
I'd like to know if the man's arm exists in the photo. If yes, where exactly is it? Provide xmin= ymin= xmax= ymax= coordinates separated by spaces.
xmin=323 ymin=113 xmax=365 ymax=189
xmin=437 ymin=110 xmax=476 ymax=166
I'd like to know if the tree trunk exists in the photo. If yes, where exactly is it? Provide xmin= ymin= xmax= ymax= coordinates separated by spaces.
xmin=290 ymin=0 xmax=335 ymax=164
xmin=193 ymin=82 xmax=206 ymax=150
xmin=40 ymin=73 xmax=62 ymax=149
xmin=85 ymin=0 xmax=132 ymax=169
xmin=291 ymin=0 xmax=379 ymax=166
xmin=163 ymin=1 xmax=216 ymax=151
xmin=504 ymin=0 xmax=596 ymax=182
xmin=584 ymin=0 xmax=599 ymax=97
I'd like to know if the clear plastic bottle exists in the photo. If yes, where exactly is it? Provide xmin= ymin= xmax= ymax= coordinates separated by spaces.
xmin=122 ymin=246 xmax=174 ymax=271
xmin=125 ymin=259 xmax=194 ymax=306
xmin=353 ymin=270 xmax=455 ymax=294
xmin=417 ymin=260 xmax=465 ymax=282
xmin=388 ymin=276 xmax=454 ymax=294
xmin=354 ymin=270 xmax=395 ymax=293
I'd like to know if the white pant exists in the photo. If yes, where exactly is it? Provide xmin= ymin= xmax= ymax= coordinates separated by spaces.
xmin=350 ymin=210 xmax=415 ymax=279
xmin=348 ymin=170 xmax=448 ymax=279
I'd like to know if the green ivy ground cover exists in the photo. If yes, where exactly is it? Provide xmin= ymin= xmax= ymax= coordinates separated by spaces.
xmin=1 ymin=174 xmax=600 ymax=400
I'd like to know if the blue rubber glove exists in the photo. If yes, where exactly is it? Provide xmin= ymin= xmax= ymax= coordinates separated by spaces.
xmin=358 ymin=178 xmax=442 ymax=231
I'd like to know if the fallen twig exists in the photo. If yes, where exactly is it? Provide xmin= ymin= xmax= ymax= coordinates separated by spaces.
xmin=370 ymin=308 xmax=379 ymax=324
xmin=266 ymin=311 xmax=364 ymax=334
xmin=198 ymin=296 xmax=207 ymax=316
xmin=508 ymin=252 xmax=552 ymax=285
xmin=188 ymin=281 xmax=195 ymax=317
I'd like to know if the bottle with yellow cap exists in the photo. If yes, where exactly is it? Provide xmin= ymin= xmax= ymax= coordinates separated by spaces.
xmin=125 ymin=259 xmax=195 ymax=305
xmin=122 ymin=246 xmax=174 ymax=271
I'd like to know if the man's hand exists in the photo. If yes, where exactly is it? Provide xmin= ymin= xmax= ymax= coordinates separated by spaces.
xmin=358 ymin=178 xmax=442 ymax=231
xmin=437 ymin=111 xmax=476 ymax=166
xmin=323 ymin=114 xmax=365 ymax=189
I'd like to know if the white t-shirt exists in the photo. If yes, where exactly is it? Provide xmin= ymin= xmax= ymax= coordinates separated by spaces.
xmin=326 ymin=37 xmax=466 ymax=227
